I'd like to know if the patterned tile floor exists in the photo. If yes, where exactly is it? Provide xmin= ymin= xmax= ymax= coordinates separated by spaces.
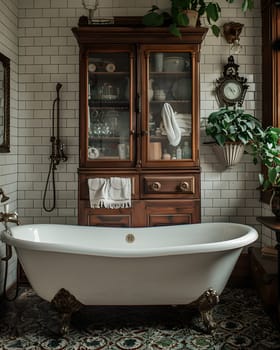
xmin=0 ymin=288 xmax=280 ymax=349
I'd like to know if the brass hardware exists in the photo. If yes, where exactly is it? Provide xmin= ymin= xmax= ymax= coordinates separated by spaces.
xmin=190 ymin=288 xmax=220 ymax=333
xmin=151 ymin=181 xmax=161 ymax=192
xmin=179 ymin=181 xmax=189 ymax=192
xmin=223 ymin=22 xmax=244 ymax=44
xmin=0 ymin=209 xmax=19 ymax=230
xmin=51 ymin=288 xmax=83 ymax=335
xmin=126 ymin=233 xmax=135 ymax=243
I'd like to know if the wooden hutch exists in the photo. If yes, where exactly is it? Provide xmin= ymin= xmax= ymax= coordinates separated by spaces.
xmin=72 ymin=18 xmax=207 ymax=227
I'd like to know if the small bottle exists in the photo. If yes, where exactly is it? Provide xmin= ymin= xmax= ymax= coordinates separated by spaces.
xmin=149 ymin=114 xmax=156 ymax=135
xmin=176 ymin=146 xmax=182 ymax=159
xmin=172 ymin=151 xmax=177 ymax=160
xmin=162 ymin=149 xmax=171 ymax=160
xmin=155 ymin=127 xmax=161 ymax=136
xmin=182 ymin=141 xmax=191 ymax=159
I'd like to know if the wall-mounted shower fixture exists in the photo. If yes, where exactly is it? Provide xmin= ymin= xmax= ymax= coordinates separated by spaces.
xmin=43 ymin=83 xmax=68 ymax=212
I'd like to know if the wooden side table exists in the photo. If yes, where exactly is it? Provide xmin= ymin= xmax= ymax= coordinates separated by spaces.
xmin=256 ymin=216 xmax=280 ymax=322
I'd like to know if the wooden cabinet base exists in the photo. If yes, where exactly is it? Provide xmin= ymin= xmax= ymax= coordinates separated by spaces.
xmin=79 ymin=199 xmax=200 ymax=227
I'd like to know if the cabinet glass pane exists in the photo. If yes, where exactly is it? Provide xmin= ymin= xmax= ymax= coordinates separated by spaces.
xmin=148 ymin=52 xmax=192 ymax=161
xmin=87 ymin=52 xmax=130 ymax=160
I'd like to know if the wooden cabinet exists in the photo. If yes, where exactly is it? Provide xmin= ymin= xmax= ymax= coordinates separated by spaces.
xmin=72 ymin=18 xmax=207 ymax=227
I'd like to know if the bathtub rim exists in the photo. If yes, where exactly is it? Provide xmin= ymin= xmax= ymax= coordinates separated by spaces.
xmin=1 ymin=222 xmax=258 ymax=258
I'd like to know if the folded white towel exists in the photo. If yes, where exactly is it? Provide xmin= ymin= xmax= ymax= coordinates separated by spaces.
xmin=88 ymin=177 xmax=131 ymax=209
xmin=161 ymin=103 xmax=181 ymax=146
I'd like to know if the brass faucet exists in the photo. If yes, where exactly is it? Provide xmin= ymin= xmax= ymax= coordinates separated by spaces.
xmin=0 ymin=210 xmax=19 ymax=229
xmin=0 ymin=188 xmax=19 ymax=229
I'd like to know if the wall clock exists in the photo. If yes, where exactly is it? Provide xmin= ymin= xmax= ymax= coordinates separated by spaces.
xmin=215 ymin=55 xmax=249 ymax=107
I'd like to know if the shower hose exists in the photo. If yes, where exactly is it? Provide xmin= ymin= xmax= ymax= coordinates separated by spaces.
xmin=42 ymin=158 xmax=56 ymax=212
xmin=42 ymin=95 xmax=58 ymax=212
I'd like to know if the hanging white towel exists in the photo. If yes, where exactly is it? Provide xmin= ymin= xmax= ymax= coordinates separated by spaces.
xmin=161 ymin=103 xmax=181 ymax=146
xmin=88 ymin=177 xmax=131 ymax=209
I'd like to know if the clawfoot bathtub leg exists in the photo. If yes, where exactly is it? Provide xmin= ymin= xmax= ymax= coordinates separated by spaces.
xmin=51 ymin=288 xmax=83 ymax=335
xmin=196 ymin=288 xmax=220 ymax=333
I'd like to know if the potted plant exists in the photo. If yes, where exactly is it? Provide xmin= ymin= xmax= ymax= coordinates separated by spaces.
xmin=250 ymin=127 xmax=280 ymax=189
xmin=249 ymin=126 xmax=280 ymax=217
xmin=205 ymin=107 xmax=262 ymax=167
xmin=142 ymin=0 xmax=254 ymax=37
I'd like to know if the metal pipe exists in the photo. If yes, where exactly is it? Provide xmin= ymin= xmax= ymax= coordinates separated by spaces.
xmin=56 ymin=82 xmax=62 ymax=144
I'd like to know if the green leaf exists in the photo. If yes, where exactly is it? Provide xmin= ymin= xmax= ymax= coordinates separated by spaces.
xmin=216 ymin=134 xmax=226 ymax=146
xmin=206 ymin=3 xmax=219 ymax=22
xmin=242 ymin=0 xmax=254 ymax=11
xmin=142 ymin=12 xmax=164 ymax=26
xmin=169 ymin=23 xmax=181 ymax=38
xmin=177 ymin=11 xmax=189 ymax=26
xmin=211 ymin=25 xmax=220 ymax=37
xmin=268 ymin=167 xmax=278 ymax=184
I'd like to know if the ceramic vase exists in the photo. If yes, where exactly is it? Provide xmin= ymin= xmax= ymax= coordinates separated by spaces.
xmin=213 ymin=142 xmax=245 ymax=168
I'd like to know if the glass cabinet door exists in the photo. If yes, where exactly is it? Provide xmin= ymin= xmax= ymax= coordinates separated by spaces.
xmin=146 ymin=51 xmax=193 ymax=163
xmin=87 ymin=51 xmax=132 ymax=161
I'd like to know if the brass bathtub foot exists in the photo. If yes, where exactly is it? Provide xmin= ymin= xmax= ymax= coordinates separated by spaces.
xmin=193 ymin=288 xmax=220 ymax=333
xmin=51 ymin=288 xmax=83 ymax=335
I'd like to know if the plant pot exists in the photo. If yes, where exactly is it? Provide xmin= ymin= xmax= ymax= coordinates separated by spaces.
xmin=183 ymin=10 xmax=198 ymax=27
xmin=213 ymin=142 xmax=245 ymax=168
xmin=270 ymin=187 xmax=280 ymax=218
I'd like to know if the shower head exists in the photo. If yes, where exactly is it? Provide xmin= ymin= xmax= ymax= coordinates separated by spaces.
xmin=0 ymin=188 xmax=10 ymax=203
xmin=56 ymin=83 xmax=62 ymax=92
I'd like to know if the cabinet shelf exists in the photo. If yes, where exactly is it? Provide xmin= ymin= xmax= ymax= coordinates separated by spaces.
xmin=150 ymin=72 xmax=191 ymax=76
xmin=89 ymin=136 xmax=125 ymax=142
xmin=150 ymin=100 xmax=191 ymax=103
xmin=89 ymin=100 xmax=129 ymax=108
xmin=89 ymin=71 xmax=129 ymax=75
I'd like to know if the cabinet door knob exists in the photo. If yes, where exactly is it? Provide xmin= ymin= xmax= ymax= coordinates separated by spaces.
xmin=179 ymin=181 xmax=189 ymax=192
xmin=151 ymin=181 xmax=161 ymax=191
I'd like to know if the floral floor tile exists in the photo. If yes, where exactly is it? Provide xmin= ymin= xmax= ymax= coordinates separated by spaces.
xmin=0 ymin=288 xmax=279 ymax=349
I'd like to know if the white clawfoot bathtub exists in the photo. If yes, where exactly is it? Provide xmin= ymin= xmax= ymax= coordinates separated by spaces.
xmin=1 ymin=222 xmax=258 ymax=332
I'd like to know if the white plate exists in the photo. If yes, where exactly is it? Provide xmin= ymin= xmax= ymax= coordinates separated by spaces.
xmin=101 ymin=94 xmax=118 ymax=100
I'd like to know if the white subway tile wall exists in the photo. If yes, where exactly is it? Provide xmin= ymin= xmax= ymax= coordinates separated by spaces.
xmin=1 ymin=0 xmax=278 ymax=281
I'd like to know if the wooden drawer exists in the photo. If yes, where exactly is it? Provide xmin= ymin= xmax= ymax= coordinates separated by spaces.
xmin=141 ymin=175 xmax=197 ymax=199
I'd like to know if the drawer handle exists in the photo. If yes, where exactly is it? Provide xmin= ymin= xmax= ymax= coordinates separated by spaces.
xmin=179 ymin=181 xmax=189 ymax=192
xmin=151 ymin=181 xmax=161 ymax=191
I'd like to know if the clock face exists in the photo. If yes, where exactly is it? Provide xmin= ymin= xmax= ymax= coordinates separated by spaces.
xmin=222 ymin=81 xmax=242 ymax=101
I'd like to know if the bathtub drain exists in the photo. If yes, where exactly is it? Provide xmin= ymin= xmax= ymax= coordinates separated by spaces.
xmin=126 ymin=233 xmax=135 ymax=243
